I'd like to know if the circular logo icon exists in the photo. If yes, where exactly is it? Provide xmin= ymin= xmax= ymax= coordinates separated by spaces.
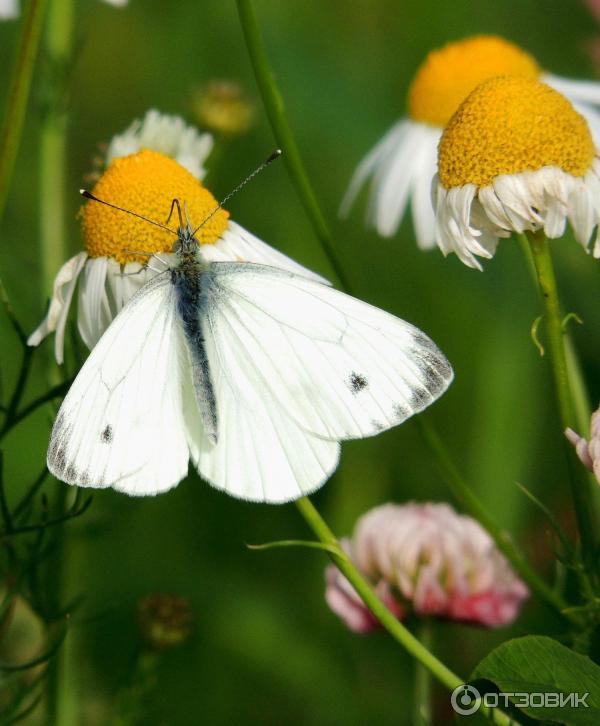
xmin=451 ymin=684 xmax=481 ymax=715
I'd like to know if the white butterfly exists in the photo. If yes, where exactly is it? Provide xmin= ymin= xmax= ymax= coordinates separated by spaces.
xmin=48 ymin=222 xmax=453 ymax=503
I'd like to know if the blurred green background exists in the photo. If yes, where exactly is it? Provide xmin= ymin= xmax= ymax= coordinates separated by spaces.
xmin=1 ymin=0 xmax=600 ymax=723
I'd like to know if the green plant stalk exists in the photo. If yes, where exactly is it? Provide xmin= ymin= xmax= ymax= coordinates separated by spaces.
xmin=40 ymin=0 xmax=76 ymax=722
xmin=295 ymin=497 xmax=516 ymax=726
xmin=526 ymin=231 xmax=597 ymax=567
xmin=0 ymin=0 xmax=49 ymax=225
xmin=235 ymin=0 xmax=351 ymax=291
xmin=39 ymin=0 xmax=74 ymax=297
xmin=516 ymin=233 xmax=591 ymax=437
xmin=414 ymin=620 xmax=433 ymax=725
xmin=415 ymin=415 xmax=575 ymax=622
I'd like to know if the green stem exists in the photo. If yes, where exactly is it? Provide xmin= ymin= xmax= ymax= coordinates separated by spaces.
xmin=39 ymin=0 xmax=74 ymax=297
xmin=234 ymin=0 xmax=351 ymax=291
xmin=0 ymin=0 xmax=49 ymax=224
xmin=415 ymin=415 xmax=576 ymax=623
xmin=526 ymin=231 xmax=598 ymax=569
xmin=295 ymin=497 xmax=516 ymax=726
xmin=39 ymin=1 xmax=75 ymax=722
xmin=414 ymin=620 xmax=432 ymax=725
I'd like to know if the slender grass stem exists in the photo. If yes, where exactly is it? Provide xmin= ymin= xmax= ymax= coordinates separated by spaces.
xmin=234 ymin=0 xmax=351 ymax=291
xmin=526 ymin=231 xmax=598 ymax=570
xmin=0 ymin=0 xmax=49 ymax=224
xmin=295 ymin=497 xmax=517 ymax=726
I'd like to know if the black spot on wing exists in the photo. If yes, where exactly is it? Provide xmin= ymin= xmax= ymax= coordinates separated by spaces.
xmin=348 ymin=371 xmax=368 ymax=395
xmin=101 ymin=425 xmax=113 ymax=444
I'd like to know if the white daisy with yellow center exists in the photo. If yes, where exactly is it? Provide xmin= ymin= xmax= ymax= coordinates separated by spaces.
xmin=434 ymin=76 xmax=600 ymax=269
xmin=340 ymin=35 xmax=600 ymax=249
xmin=29 ymin=124 xmax=322 ymax=364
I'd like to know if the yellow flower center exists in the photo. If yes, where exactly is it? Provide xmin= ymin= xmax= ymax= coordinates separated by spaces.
xmin=82 ymin=149 xmax=229 ymax=264
xmin=438 ymin=76 xmax=594 ymax=188
xmin=408 ymin=35 xmax=540 ymax=127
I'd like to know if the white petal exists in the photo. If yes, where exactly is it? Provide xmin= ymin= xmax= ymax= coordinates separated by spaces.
xmin=411 ymin=127 xmax=439 ymax=249
xmin=27 ymin=252 xmax=88 ymax=364
xmin=339 ymin=120 xmax=409 ymax=218
xmin=0 ymin=0 xmax=18 ymax=19
xmin=106 ymin=110 xmax=213 ymax=180
xmin=544 ymin=73 xmax=600 ymax=106
xmin=373 ymin=122 xmax=434 ymax=237
xmin=77 ymin=257 xmax=110 ymax=350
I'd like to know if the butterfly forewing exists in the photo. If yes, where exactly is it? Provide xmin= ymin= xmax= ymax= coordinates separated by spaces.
xmin=202 ymin=262 xmax=453 ymax=441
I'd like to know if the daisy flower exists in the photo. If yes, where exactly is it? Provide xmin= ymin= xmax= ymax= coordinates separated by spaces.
xmin=325 ymin=502 xmax=528 ymax=630
xmin=341 ymin=35 xmax=600 ymax=250
xmin=28 ymin=116 xmax=323 ymax=364
xmin=434 ymin=76 xmax=600 ymax=269
xmin=0 ymin=0 xmax=127 ymax=18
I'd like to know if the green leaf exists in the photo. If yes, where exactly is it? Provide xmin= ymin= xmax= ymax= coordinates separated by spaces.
xmin=472 ymin=636 xmax=600 ymax=724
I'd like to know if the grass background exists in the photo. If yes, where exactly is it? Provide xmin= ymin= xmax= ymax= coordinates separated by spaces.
xmin=1 ymin=0 xmax=600 ymax=723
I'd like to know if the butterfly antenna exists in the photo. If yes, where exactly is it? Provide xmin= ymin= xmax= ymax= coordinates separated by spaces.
xmin=80 ymin=189 xmax=179 ymax=237
xmin=191 ymin=149 xmax=282 ymax=237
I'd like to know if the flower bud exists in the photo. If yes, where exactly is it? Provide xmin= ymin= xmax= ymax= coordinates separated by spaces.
xmin=137 ymin=593 xmax=193 ymax=650
xmin=191 ymin=80 xmax=254 ymax=137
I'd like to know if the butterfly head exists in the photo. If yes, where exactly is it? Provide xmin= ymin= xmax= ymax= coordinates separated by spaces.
xmin=172 ymin=223 xmax=201 ymax=256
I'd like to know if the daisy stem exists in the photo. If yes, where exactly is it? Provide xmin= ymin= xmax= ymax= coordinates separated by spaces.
xmin=294 ymin=497 xmax=518 ymax=726
xmin=525 ymin=230 xmax=598 ymax=572
xmin=517 ymin=233 xmax=591 ymax=435
xmin=0 ymin=0 xmax=49 ymax=224
xmin=235 ymin=0 xmax=352 ymax=291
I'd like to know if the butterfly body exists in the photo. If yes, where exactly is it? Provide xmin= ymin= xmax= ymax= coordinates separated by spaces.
xmin=170 ymin=227 xmax=218 ymax=444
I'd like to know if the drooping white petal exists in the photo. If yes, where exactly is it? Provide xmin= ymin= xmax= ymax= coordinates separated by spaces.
xmin=435 ymin=161 xmax=600 ymax=268
xmin=339 ymin=121 xmax=408 ymax=217
xmin=77 ymin=256 xmax=110 ymax=351
xmin=27 ymin=252 xmax=88 ymax=364
xmin=341 ymin=119 xmax=441 ymax=247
